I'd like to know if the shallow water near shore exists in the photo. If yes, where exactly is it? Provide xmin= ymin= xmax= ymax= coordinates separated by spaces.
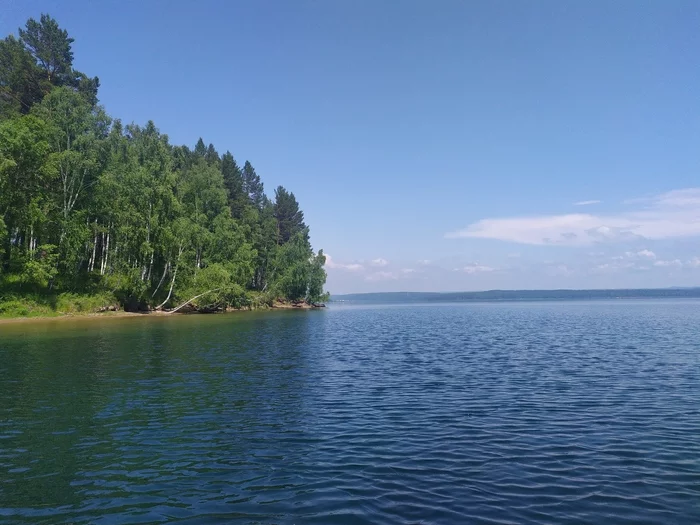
xmin=1 ymin=300 xmax=699 ymax=524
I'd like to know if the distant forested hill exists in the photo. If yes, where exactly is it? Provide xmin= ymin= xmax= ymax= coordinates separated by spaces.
xmin=333 ymin=289 xmax=700 ymax=303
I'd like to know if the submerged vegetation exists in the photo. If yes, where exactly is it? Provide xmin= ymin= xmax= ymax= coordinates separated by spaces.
xmin=0 ymin=15 xmax=327 ymax=316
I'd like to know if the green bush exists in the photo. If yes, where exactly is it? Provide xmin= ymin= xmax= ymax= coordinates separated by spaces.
xmin=55 ymin=292 xmax=117 ymax=313
xmin=0 ymin=295 xmax=53 ymax=317
xmin=20 ymin=244 xmax=58 ymax=289
xmin=0 ymin=299 xmax=30 ymax=317
xmin=103 ymin=270 xmax=148 ymax=311
xmin=241 ymin=290 xmax=273 ymax=310
xmin=0 ymin=291 xmax=117 ymax=318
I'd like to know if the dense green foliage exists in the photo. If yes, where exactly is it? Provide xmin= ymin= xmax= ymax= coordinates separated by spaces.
xmin=0 ymin=15 xmax=327 ymax=313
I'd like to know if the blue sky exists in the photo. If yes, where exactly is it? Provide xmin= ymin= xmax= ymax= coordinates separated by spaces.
xmin=3 ymin=1 xmax=700 ymax=293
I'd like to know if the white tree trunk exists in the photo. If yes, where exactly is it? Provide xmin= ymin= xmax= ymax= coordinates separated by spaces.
xmin=151 ymin=261 xmax=169 ymax=298
xmin=101 ymin=228 xmax=110 ymax=275
xmin=146 ymin=249 xmax=154 ymax=282
xmin=156 ymin=246 xmax=183 ymax=310
xmin=167 ymin=288 xmax=221 ymax=314
xmin=88 ymin=223 xmax=97 ymax=272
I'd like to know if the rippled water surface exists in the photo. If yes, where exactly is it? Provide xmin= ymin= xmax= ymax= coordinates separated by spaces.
xmin=1 ymin=301 xmax=699 ymax=524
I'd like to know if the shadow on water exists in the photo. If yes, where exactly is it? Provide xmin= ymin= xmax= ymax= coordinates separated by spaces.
xmin=0 ymin=311 xmax=322 ymax=523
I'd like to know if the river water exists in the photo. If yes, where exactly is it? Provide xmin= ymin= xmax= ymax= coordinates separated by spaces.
xmin=1 ymin=301 xmax=699 ymax=524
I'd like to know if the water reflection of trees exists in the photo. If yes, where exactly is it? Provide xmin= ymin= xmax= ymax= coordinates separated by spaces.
xmin=0 ymin=312 xmax=322 ymax=520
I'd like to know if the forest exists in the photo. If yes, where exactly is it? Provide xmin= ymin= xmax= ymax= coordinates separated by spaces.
xmin=0 ymin=15 xmax=327 ymax=316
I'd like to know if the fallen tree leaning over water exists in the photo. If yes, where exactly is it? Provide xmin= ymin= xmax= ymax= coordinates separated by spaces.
xmin=165 ymin=288 xmax=223 ymax=314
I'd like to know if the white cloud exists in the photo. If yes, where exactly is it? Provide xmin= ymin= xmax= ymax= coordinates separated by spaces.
xmin=446 ymin=188 xmax=700 ymax=246
xmin=417 ymin=259 xmax=431 ymax=266
xmin=366 ymin=268 xmax=419 ymax=281
xmin=623 ymin=249 xmax=656 ymax=259
xmin=574 ymin=200 xmax=602 ymax=206
xmin=507 ymin=252 xmax=521 ymax=258
xmin=370 ymin=258 xmax=389 ymax=267
xmin=592 ymin=260 xmax=649 ymax=273
xmin=453 ymin=263 xmax=494 ymax=274
xmin=653 ymin=259 xmax=683 ymax=268
xmin=365 ymin=271 xmax=398 ymax=281
xmin=325 ymin=254 xmax=364 ymax=272
xmin=594 ymin=261 xmax=635 ymax=272
xmin=629 ymin=188 xmax=700 ymax=208
xmin=596 ymin=253 xmax=700 ymax=271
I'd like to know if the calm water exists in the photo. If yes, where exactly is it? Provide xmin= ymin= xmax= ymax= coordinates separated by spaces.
xmin=1 ymin=301 xmax=699 ymax=524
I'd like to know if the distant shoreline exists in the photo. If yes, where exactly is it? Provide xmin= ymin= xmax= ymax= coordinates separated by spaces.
xmin=332 ymin=288 xmax=700 ymax=304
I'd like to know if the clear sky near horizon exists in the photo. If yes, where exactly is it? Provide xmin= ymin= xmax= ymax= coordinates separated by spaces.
xmin=2 ymin=1 xmax=700 ymax=294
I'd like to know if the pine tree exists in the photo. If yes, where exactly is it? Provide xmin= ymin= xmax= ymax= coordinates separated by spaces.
xmin=194 ymin=138 xmax=207 ymax=158
xmin=274 ymin=186 xmax=308 ymax=245
xmin=19 ymin=14 xmax=74 ymax=85
xmin=18 ymin=14 xmax=99 ymax=104
xmin=0 ymin=35 xmax=46 ymax=116
xmin=242 ymin=160 xmax=265 ymax=209
xmin=205 ymin=143 xmax=219 ymax=167
xmin=221 ymin=151 xmax=246 ymax=218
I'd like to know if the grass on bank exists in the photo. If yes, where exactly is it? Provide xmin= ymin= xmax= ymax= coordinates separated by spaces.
xmin=0 ymin=291 xmax=119 ymax=318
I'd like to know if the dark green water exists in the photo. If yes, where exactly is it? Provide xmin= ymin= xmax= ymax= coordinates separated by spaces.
xmin=1 ymin=301 xmax=699 ymax=524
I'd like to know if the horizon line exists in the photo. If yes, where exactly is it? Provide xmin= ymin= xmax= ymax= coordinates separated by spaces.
xmin=332 ymin=286 xmax=700 ymax=296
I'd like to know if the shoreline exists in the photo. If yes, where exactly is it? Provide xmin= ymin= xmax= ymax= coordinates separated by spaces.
xmin=0 ymin=302 xmax=324 ymax=325
xmin=0 ymin=310 xmax=168 ymax=325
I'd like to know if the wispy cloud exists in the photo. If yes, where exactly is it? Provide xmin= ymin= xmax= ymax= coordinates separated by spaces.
xmin=594 ymin=261 xmax=636 ymax=272
xmin=365 ymin=271 xmax=398 ymax=281
xmin=593 ymin=252 xmax=700 ymax=272
xmin=653 ymin=259 xmax=683 ymax=268
xmin=370 ymin=258 xmax=389 ymax=267
xmin=325 ymin=254 xmax=364 ymax=272
xmin=626 ymin=249 xmax=656 ymax=259
xmin=447 ymin=188 xmax=700 ymax=246
xmin=651 ymin=256 xmax=700 ymax=269
xmin=453 ymin=263 xmax=494 ymax=274
xmin=574 ymin=200 xmax=602 ymax=206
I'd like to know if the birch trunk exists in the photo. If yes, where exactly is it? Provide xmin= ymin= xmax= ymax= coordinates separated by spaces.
xmin=156 ymin=246 xmax=183 ymax=310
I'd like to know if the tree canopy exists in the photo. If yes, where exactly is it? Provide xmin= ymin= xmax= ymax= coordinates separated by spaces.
xmin=0 ymin=14 xmax=327 ymax=312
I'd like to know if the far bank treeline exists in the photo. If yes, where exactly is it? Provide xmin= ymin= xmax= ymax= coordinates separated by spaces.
xmin=0 ymin=15 xmax=327 ymax=314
